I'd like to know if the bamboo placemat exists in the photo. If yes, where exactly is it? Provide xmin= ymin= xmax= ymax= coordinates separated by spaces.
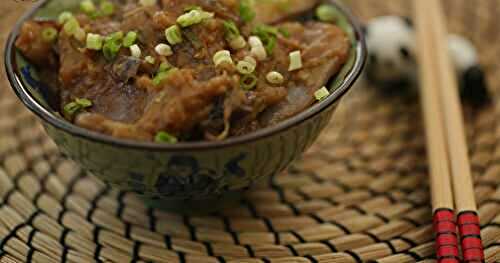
xmin=0 ymin=0 xmax=499 ymax=262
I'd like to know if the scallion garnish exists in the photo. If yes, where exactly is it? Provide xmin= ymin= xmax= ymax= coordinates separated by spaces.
xmin=239 ymin=0 xmax=256 ymax=23
xmin=58 ymin=11 xmax=74 ymax=25
xmin=177 ymin=9 xmax=214 ymax=27
xmin=288 ymin=50 xmax=303 ymax=71
xmin=248 ymin=36 xmax=267 ymax=61
xmin=41 ymin=27 xmax=58 ymax=43
xmin=165 ymin=25 xmax=183 ymax=45
xmin=279 ymin=27 xmax=290 ymax=38
xmin=129 ymin=44 xmax=142 ymax=58
xmin=74 ymin=28 xmax=87 ymax=42
xmin=155 ymin=131 xmax=178 ymax=144
xmin=103 ymin=31 xmax=124 ymax=60
xmin=155 ymin=43 xmax=173 ymax=56
xmin=139 ymin=0 xmax=157 ymax=6
xmin=123 ymin=31 xmax=138 ymax=48
xmin=145 ymin=56 xmax=156 ymax=64
xmin=63 ymin=98 xmax=93 ymax=119
xmin=80 ymin=0 xmax=97 ymax=15
xmin=236 ymin=60 xmax=256 ymax=75
xmin=213 ymin=50 xmax=233 ymax=67
xmin=316 ymin=4 xmax=340 ymax=22
xmin=63 ymin=17 xmax=80 ymax=36
xmin=266 ymin=71 xmax=284 ymax=84
xmin=223 ymin=20 xmax=246 ymax=50
xmin=252 ymin=24 xmax=280 ymax=55
xmin=86 ymin=33 xmax=104 ymax=50
xmin=153 ymin=67 xmax=178 ymax=86
xmin=240 ymin=73 xmax=258 ymax=90
xmin=99 ymin=1 xmax=115 ymax=16
xmin=314 ymin=86 xmax=330 ymax=101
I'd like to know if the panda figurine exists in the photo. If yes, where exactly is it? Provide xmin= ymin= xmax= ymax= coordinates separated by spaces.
xmin=365 ymin=16 xmax=490 ymax=106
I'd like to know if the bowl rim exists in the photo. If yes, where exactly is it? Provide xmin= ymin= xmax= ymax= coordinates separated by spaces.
xmin=5 ymin=0 xmax=367 ymax=152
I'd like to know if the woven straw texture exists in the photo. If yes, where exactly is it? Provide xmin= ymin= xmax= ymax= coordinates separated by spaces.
xmin=1 ymin=0 xmax=500 ymax=262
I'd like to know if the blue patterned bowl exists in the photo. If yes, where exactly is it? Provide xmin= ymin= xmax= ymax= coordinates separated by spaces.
xmin=5 ymin=0 xmax=366 ymax=205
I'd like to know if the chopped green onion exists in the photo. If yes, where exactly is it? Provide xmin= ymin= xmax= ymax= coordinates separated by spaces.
xmin=223 ymin=21 xmax=246 ymax=50
xmin=288 ymin=50 xmax=302 ymax=71
xmin=58 ymin=11 xmax=74 ymax=25
xmin=102 ymin=31 xmax=124 ymax=60
xmin=279 ymin=27 xmax=290 ymax=38
xmin=63 ymin=17 xmax=80 ymax=36
xmin=240 ymin=74 xmax=258 ymax=90
xmin=184 ymin=5 xmax=202 ymax=12
xmin=236 ymin=60 xmax=256 ymax=75
xmin=155 ymin=43 xmax=173 ymax=56
xmin=266 ymin=71 xmax=284 ymax=84
xmin=74 ymin=28 xmax=87 ymax=42
xmin=153 ymin=67 xmax=177 ymax=86
xmin=63 ymin=98 xmax=93 ymax=119
xmin=158 ymin=61 xmax=172 ymax=72
xmin=86 ymin=33 xmax=104 ymax=50
xmin=314 ymin=86 xmax=330 ymax=101
xmin=139 ymin=0 xmax=157 ymax=7
xmin=249 ymin=36 xmax=267 ymax=61
xmin=155 ymin=131 xmax=178 ymax=144
xmin=229 ymin=36 xmax=246 ymax=50
xmin=177 ymin=9 xmax=214 ymax=28
xmin=223 ymin=20 xmax=240 ymax=40
xmin=80 ymin=0 xmax=97 ymax=15
xmin=145 ymin=56 xmax=156 ymax=64
xmin=239 ymin=0 xmax=256 ymax=23
xmin=123 ymin=31 xmax=138 ymax=47
xmin=316 ymin=4 xmax=341 ymax=22
xmin=129 ymin=44 xmax=141 ymax=58
xmin=213 ymin=50 xmax=233 ymax=67
xmin=41 ymin=27 xmax=58 ymax=43
xmin=100 ymin=1 xmax=115 ymax=16
xmin=252 ymin=24 xmax=280 ymax=54
xmin=165 ymin=25 xmax=183 ymax=45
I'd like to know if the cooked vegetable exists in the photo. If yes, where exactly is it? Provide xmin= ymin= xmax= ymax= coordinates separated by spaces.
xmin=177 ymin=9 xmax=214 ymax=27
xmin=288 ymin=50 xmax=303 ymax=71
xmin=316 ymin=4 xmax=341 ymax=22
xmin=165 ymin=25 xmax=183 ymax=45
xmin=103 ymin=31 xmax=123 ymax=60
xmin=266 ymin=71 xmax=284 ymax=84
xmin=129 ymin=44 xmax=142 ymax=58
xmin=314 ymin=87 xmax=330 ymax=101
xmin=239 ymin=0 xmax=256 ymax=23
xmin=236 ymin=60 xmax=256 ymax=75
xmin=139 ymin=0 xmax=157 ymax=6
xmin=63 ymin=98 xmax=93 ymax=119
xmin=58 ymin=11 xmax=74 ymax=24
xmin=41 ymin=27 xmax=58 ymax=43
xmin=240 ymin=73 xmax=258 ymax=90
xmin=213 ymin=50 xmax=233 ymax=67
xmin=155 ymin=43 xmax=173 ymax=56
xmin=86 ymin=33 xmax=103 ymax=50
xmin=80 ymin=0 xmax=96 ymax=16
xmin=252 ymin=24 xmax=279 ymax=54
xmin=249 ymin=36 xmax=267 ymax=61
xmin=123 ymin=31 xmax=138 ymax=48
xmin=100 ymin=1 xmax=115 ymax=16
xmin=63 ymin=17 xmax=80 ymax=36
xmin=145 ymin=56 xmax=156 ymax=64
xmin=155 ymin=131 xmax=178 ymax=143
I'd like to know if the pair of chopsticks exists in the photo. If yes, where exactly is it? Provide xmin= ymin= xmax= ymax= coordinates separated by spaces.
xmin=413 ymin=0 xmax=485 ymax=262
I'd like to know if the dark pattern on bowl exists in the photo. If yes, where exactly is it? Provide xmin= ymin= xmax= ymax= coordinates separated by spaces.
xmin=5 ymin=0 xmax=366 ymax=202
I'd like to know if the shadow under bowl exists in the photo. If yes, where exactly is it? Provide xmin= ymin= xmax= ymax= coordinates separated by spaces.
xmin=4 ymin=0 xmax=366 ymax=210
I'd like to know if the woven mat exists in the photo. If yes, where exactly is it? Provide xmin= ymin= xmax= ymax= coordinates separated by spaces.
xmin=0 ymin=0 xmax=499 ymax=262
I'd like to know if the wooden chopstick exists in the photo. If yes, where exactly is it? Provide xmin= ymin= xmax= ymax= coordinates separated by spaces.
xmin=414 ymin=0 xmax=485 ymax=262
xmin=426 ymin=1 xmax=485 ymax=262
xmin=413 ymin=1 xmax=460 ymax=262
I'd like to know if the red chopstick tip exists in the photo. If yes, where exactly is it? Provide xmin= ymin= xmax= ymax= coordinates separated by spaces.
xmin=433 ymin=209 xmax=459 ymax=260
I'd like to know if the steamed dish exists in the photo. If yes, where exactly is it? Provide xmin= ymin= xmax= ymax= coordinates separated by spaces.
xmin=16 ymin=0 xmax=350 ymax=143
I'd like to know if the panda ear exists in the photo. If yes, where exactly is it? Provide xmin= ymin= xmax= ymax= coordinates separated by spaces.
xmin=402 ymin=17 xmax=414 ymax=28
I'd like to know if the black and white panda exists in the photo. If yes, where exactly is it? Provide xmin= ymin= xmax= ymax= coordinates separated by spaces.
xmin=365 ymin=16 xmax=489 ymax=106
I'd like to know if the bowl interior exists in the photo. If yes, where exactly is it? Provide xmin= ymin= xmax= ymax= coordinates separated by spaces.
xmin=6 ymin=0 xmax=366 ymax=151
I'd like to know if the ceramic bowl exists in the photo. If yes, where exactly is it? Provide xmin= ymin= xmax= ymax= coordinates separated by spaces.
xmin=5 ymin=0 xmax=366 ymax=205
